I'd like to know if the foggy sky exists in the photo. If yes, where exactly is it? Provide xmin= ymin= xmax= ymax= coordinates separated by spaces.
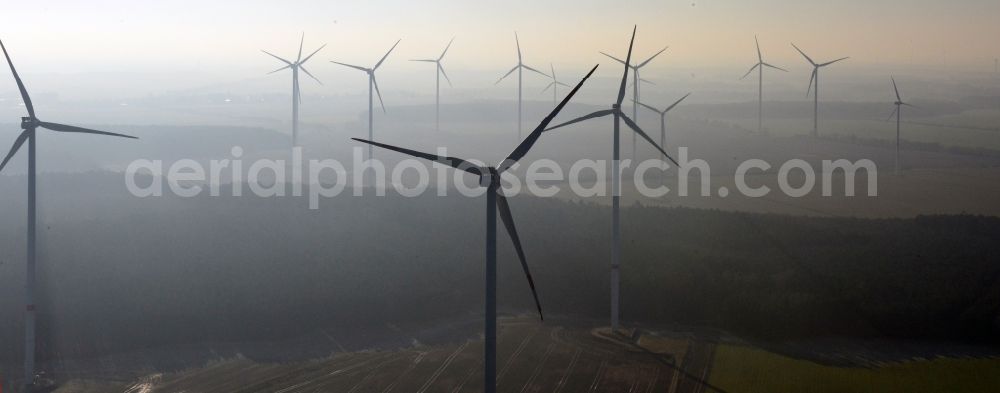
xmin=3 ymin=1 xmax=997 ymax=72
xmin=0 ymin=1 xmax=998 ymax=103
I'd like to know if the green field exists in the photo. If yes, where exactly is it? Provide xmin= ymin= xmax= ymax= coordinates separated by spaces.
xmin=709 ymin=344 xmax=1000 ymax=393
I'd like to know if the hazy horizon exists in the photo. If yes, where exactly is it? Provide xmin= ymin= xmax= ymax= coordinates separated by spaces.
xmin=1 ymin=0 xmax=998 ymax=103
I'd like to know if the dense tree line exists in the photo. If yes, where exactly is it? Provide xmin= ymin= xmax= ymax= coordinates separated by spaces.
xmin=0 ymin=172 xmax=998 ymax=366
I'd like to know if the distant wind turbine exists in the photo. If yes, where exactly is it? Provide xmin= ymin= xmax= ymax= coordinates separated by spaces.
xmin=887 ymin=77 xmax=915 ymax=175
xmin=262 ymin=33 xmax=326 ymax=147
xmin=637 ymin=92 xmax=690 ymax=184
xmin=411 ymin=37 xmax=454 ymax=133
xmin=1 ymin=39 xmax=138 ymax=390
xmin=601 ymin=43 xmax=667 ymax=159
xmin=332 ymin=39 xmax=401 ymax=160
xmin=496 ymin=32 xmax=549 ymax=140
xmin=741 ymin=36 xmax=787 ymax=134
xmin=546 ymin=27 xmax=678 ymax=331
xmin=540 ymin=64 xmax=571 ymax=106
xmin=792 ymin=43 xmax=848 ymax=137
xmin=354 ymin=64 xmax=599 ymax=393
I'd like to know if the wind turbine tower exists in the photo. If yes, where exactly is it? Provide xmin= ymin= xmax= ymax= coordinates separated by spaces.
xmin=1 ymin=39 xmax=138 ymax=390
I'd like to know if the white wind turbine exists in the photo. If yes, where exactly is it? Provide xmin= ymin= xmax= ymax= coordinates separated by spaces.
xmin=741 ymin=36 xmax=787 ymax=134
xmin=332 ymin=39 xmax=401 ymax=160
xmin=262 ymin=33 xmax=326 ymax=147
xmin=411 ymin=37 xmax=455 ymax=133
xmin=540 ymin=64 xmax=571 ymax=106
xmin=602 ymin=44 xmax=667 ymax=159
xmin=546 ymin=27 xmax=678 ymax=331
xmin=496 ymin=32 xmax=549 ymax=140
xmin=1 ymin=38 xmax=138 ymax=390
xmin=792 ymin=43 xmax=848 ymax=137
xmin=887 ymin=76 xmax=916 ymax=175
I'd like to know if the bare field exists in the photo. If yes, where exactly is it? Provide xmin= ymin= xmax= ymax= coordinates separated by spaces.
xmin=51 ymin=318 xmax=717 ymax=393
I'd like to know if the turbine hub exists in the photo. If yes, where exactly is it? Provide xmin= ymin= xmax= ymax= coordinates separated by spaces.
xmin=611 ymin=104 xmax=620 ymax=109
xmin=480 ymin=167 xmax=498 ymax=188
xmin=20 ymin=117 xmax=37 ymax=129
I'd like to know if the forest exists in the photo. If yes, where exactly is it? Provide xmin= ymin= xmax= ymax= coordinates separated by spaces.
xmin=0 ymin=172 xmax=999 ymax=366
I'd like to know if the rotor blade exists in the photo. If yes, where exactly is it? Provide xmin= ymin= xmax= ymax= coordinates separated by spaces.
xmin=0 ymin=130 xmax=29 ymax=173
xmin=600 ymin=52 xmax=627 ymax=66
xmin=495 ymin=189 xmax=543 ymax=321
xmin=664 ymin=92 xmax=691 ymax=113
xmin=639 ymin=78 xmax=655 ymax=86
xmin=372 ymin=75 xmax=386 ymax=113
xmin=267 ymin=64 xmax=292 ymax=74
xmin=331 ymin=61 xmax=368 ymax=73
xmin=410 ymin=59 xmax=437 ymax=63
xmin=621 ymin=113 xmax=678 ymax=166
xmin=741 ymin=63 xmax=761 ymax=80
xmin=544 ymin=109 xmax=613 ymax=132
xmin=39 ymin=122 xmax=138 ymax=139
xmin=439 ymin=37 xmax=455 ymax=61
xmin=515 ymin=32 xmax=522 ymax=62
xmin=541 ymin=82 xmax=555 ymax=93
xmin=438 ymin=64 xmax=452 ymax=87
xmin=806 ymin=68 xmax=817 ymax=97
xmin=0 ymin=40 xmax=35 ymax=118
xmin=557 ymin=82 xmax=572 ymax=88
xmin=500 ymin=64 xmax=599 ymax=172
xmin=299 ymin=65 xmax=322 ymax=85
xmin=262 ymin=50 xmax=293 ymax=65
xmin=550 ymin=63 xmax=556 ymax=80
xmin=891 ymin=76 xmax=901 ymax=102
xmin=299 ymin=43 xmax=327 ymax=65
xmin=350 ymin=138 xmax=481 ymax=176
xmin=297 ymin=32 xmax=305 ymax=62
xmin=521 ymin=64 xmax=549 ymax=78
xmin=495 ymin=65 xmax=519 ymax=85
xmin=374 ymin=39 xmax=401 ymax=70
xmin=791 ymin=43 xmax=816 ymax=66
xmin=886 ymin=106 xmax=898 ymax=122
xmin=762 ymin=62 xmax=788 ymax=72
xmin=637 ymin=46 xmax=668 ymax=68
xmin=617 ymin=26 xmax=637 ymax=106
xmin=636 ymin=101 xmax=663 ymax=115
xmin=755 ymin=35 xmax=762 ymax=62
xmin=901 ymin=102 xmax=918 ymax=109
xmin=819 ymin=57 xmax=849 ymax=67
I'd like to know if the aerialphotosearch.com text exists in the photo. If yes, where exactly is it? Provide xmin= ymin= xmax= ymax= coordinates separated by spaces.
xmin=124 ymin=146 xmax=879 ymax=209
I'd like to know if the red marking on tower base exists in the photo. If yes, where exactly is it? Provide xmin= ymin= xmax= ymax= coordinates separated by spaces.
xmin=26 ymin=304 xmax=35 ymax=312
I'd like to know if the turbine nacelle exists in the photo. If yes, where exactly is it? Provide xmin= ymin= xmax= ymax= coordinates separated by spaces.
xmin=21 ymin=117 xmax=36 ymax=129
xmin=479 ymin=167 xmax=499 ymax=188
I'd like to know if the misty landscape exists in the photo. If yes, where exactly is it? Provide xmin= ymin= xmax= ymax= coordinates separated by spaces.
xmin=2 ymin=1 xmax=1000 ymax=392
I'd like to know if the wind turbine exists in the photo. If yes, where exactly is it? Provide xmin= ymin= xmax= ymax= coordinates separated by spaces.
xmin=545 ymin=27 xmax=678 ymax=331
xmin=262 ymin=33 xmax=325 ymax=147
xmin=637 ymin=92 xmax=690 ymax=184
xmin=496 ymin=32 xmax=549 ymax=140
xmin=601 ymin=43 xmax=667 ymax=159
xmin=0 ymin=39 xmax=138 ymax=390
xmin=540 ymin=64 xmax=571 ymax=106
xmin=887 ymin=77 xmax=915 ymax=175
xmin=741 ymin=36 xmax=787 ymax=134
xmin=332 ymin=39 xmax=401 ymax=160
xmin=354 ymin=64 xmax=599 ymax=393
xmin=410 ymin=37 xmax=454 ymax=133
xmin=792 ymin=43 xmax=848 ymax=137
